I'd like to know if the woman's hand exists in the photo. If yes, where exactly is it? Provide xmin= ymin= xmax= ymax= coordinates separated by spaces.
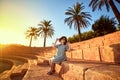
xmin=53 ymin=38 xmax=59 ymax=47
xmin=56 ymin=38 xmax=59 ymax=42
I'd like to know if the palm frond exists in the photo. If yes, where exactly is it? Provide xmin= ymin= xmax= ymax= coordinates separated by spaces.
xmin=25 ymin=27 xmax=39 ymax=40
xmin=38 ymin=20 xmax=54 ymax=38
xmin=65 ymin=2 xmax=92 ymax=31
xmin=105 ymin=0 xmax=110 ymax=12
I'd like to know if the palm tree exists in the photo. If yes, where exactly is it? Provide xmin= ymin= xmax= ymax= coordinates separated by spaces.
xmin=38 ymin=20 xmax=54 ymax=47
xmin=65 ymin=2 xmax=92 ymax=41
xmin=25 ymin=27 xmax=39 ymax=47
xmin=89 ymin=0 xmax=120 ymax=24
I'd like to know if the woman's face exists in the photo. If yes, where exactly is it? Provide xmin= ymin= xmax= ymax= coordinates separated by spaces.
xmin=60 ymin=38 xmax=66 ymax=44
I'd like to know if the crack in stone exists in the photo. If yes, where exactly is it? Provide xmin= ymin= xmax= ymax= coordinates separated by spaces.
xmin=83 ymin=68 xmax=89 ymax=80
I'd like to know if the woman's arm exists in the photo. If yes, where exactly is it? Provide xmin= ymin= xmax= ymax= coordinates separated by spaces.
xmin=53 ymin=38 xmax=59 ymax=47
xmin=67 ymin=42 xmax=71 ymax=51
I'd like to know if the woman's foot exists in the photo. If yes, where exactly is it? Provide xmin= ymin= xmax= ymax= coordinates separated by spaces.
xmin=47 ymin=70 xmax=55 ymax=75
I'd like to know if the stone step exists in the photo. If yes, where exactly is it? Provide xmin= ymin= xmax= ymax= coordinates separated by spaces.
xmin=11 ymin=65 xmax=23 ymax=74
xmin=23 ymin=64 xmax=62 ymax=80
xmin=55 ymin=61 xmax=120 ymax=80
xmin=21 ymin=63 xmax=29 ymax=70
xmin=0 ymin=65 xmax=16 ymax=80
xmin=37 ymin=56 xmax=49 ymax=65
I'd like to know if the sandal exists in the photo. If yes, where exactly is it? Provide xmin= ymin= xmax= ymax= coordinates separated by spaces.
xmin=47 ymin=70 xmax=55 ymax=75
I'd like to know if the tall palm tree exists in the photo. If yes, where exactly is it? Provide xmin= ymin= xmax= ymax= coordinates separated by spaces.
xmin=89 ymin=0 xmax=120 ymax=24
xmin=65 ymin=2 xmax=92 ymax=41
xmin=25 ymin=27 xmax=39 ymax=47
xmin=38 ymin=20 xmax=54 ymax=47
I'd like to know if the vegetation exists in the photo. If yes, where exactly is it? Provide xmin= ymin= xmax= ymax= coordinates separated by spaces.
xmin=92 ymin=15 xmax=117 ymax=36
xmin=89 ymin=0 xmax=120 ymax=24
xmin=68 ymin=30 xmax=95 ymax=43
xmin=25 ymin=27 xmax=39 ymax=47
xmin=65 ymin=2 xmax=92 ymax=41
xmin=68 ymin=15 xmax=117 ymax=43
xmin=38 ymin=20 xmax=54 ymax=47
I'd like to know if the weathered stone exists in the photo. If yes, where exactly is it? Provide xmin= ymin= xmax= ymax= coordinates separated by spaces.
xmin=23 ymin=64 xmax=62 ymax=80
xmin=85 ymin=65 xmax=120 ymax=80
xmin=83 ymin=47 xmax=100 ymax=61
xmin=71 ymin=43 xmax=80 ymax=50
xmin=89 ymin=37 xmax=104 ymax=47
xmin=60 ymin=62 xmax=85 ymax=80
xmin=56 ymin=61 xmax=120 ymax=80
xmin=79 ymin=42 xmax=90 ymax=49
xmin=104 ymin=32 xmax=117 ymax=40
xmin=100 ymin=46 xmax=115 ymax=63
xmin=76 ymin=49 xmax=83 ymax=59
xmin=109 ymin=44 xmax=120 ymax=63
xmin=71 ymin=50 xmax=77 ymax=59
xmin=103 ymin=38 xmax=120 ymax=46
xmin=116 ymin=31 xmax=120 ymax=37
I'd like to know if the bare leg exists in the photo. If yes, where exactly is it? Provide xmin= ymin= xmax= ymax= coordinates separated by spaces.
xmin=47 ymin=60 xmax=56 ymax=75
xmin=51 ymin=61 xmax=56 ymax=71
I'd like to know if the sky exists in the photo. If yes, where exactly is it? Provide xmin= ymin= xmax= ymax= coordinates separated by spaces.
xmin=0 ymin=0 xmax=120 ymax=47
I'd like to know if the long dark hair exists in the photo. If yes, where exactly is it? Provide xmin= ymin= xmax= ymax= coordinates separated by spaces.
xmin=59 ymin=36 xmax=67 ymax=45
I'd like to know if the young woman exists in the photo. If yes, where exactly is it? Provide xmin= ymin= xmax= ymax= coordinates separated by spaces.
xmin=47 ymin=36 xmax=70 ymax=75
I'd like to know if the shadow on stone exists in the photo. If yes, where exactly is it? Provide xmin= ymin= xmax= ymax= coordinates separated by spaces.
xmin=110 ymin=43 xmax=120 ymax=64
xmin=37 ymin=63 xmax=49 ymax=67
xmin=10 ymin=69 xmax=27 ymax=80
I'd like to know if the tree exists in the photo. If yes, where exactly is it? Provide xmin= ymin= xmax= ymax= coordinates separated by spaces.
xmin=38 ymin=20 xmax=54 ymax=47
xmin=92 ymin=15 xmax=117 ymax=36
xmin=81 ymin=31 xmax=95 ymax=40
xmin=68 ymin=30 xmax=95 ymax=43
xmin=65 ymin=2 xmax=92 ymax=41
xmin=25 ymin=27 xmax=39 ymax=47
xmin=68 ymin=35 xmax=79 ymax=43
xmin=89 ymin=0 xmax=120 ymax=24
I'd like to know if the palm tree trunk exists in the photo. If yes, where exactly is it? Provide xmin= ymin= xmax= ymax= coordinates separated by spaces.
xmin=29 ymin=36 xmax=32 ymax=47
xmin=43 ymin=34 xmax=47 ymax=47
xmin=109 ymin=0 xmax=120 ymax=24
xmin=77 ymin=22 xmax=81 ymax=41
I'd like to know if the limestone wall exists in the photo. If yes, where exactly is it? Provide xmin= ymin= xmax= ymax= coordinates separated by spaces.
xmin=67 ymin=31 xmax=120 ymax=63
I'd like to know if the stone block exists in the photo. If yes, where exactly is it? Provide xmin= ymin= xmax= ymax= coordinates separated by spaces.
xmin=71 ymin=43 xmax=80 ymax=49
xmin=100 ymin=46 xmax=115 ymax=62
xmin=89 ymin=37 xmax=104 ymax=47
xmin=83 ymin=47 xmax=100 ymax=61
xmin=60 ymin=62 xmax=84 ymax=80
xmin=116 ymin=31 xmax=120 ymax=37
xmin=85 ymin=65 xmax=120 ymax=80
xmin=104 ymin=32 xmax=117 ymax=40
xmin=79 ymin=42 xmax=90 ymax=49
xmin=76 ymin=49 xmax=83 ymax=59
xmin=109 ymin=43 xmax=120 ymax=63
xmin=103 ymin=38 xmax=120 ymax=46
xmin=66 ymin=51 xmax=72 ymax=59
xmin=71 ymin=50 xmax=77 ymax=59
